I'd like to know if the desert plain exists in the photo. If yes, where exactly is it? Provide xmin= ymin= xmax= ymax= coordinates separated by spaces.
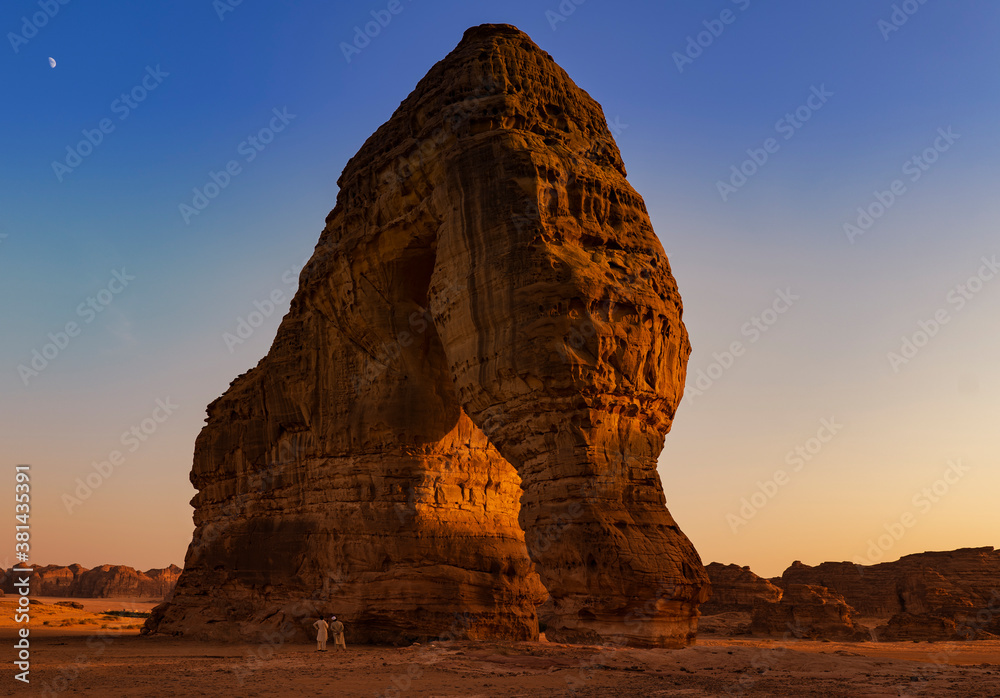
xmin=5 ymin=598 xmax=998 ymax=697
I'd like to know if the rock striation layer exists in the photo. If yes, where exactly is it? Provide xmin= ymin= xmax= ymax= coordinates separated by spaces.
xmin=702 ymin=563 xmax=783 ymax=614
xmin=146 ymin=23 xmax=707 ymax=647
xmin=779 ymin=547 xmax=1000 ymax=639
xmin=1 ymin=564 xmax=180 ymax=598
xmin=750 ymin=584 xmax=870 ymax=641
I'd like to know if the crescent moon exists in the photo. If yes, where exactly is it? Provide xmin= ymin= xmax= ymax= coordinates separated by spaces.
xmin=49 ymin=57 xmax=56 ymax=68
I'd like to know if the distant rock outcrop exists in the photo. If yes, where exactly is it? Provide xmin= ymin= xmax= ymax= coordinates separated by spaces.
xmin=0 ymin=564 xmax=180 ymax=599
xmin=5 ymin=563 xmax=86 ymax=596
xmin=146 ymin=23 xmax=707 ymax=648
xmin=751 ymin=584 xmax=870 ymax=640
xmin=73 ymin=565 xmax=182 ymax=598
xmin=702 ymin=563 xmax=783 ymax=614
xmin=875 ymin=612 xmax=980 ymax=641
xmin=779 ymin=547 xmax=1000 ymax=640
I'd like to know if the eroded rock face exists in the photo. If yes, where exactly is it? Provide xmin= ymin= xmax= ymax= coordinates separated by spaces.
xmin=779 ymin=547 xmax=1000 ymax=639
xmin=702 ymin=563 xmax=782 ymax=614
xmin=751 ymin=584 xmax=870 ymax=641
xmin=73 ymin=565 xmax=182 ymax=599
xmin=145 ymin=565 xmax=184 ymax=598
xmin=874 ymin=612 xmax=992 ymax=641
xmin=146 ymin=23 xmax=706 ymax=647
xmin=23 ymin=564 xmax=83 ymax=596
xmin=1 ymin=564 xmax=180 ymax=598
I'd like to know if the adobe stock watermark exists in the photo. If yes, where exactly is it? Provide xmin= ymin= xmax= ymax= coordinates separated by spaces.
xmin=684 ymin=288 xmax=799 ymax=403
xmin=178 ymin=107 xmax=296 ymax=224
xmin=52 ymin=66 xmax=170 ymax=182
xmin=877 ymin=0 xmax=931 ymax=41
xmin=564 ymin=579 xmax=681 ymax=694
xmin=886 ymin=591 xmax=1000 ymax=693
xmin=38 ymin=632 xmax=115 ymax=697
xmin=231 ymin=574 xmax=346 ymax=686
xmin=222 ymin=256 xmax=309 ymax=353
xmin=887 ymin=254 xmax=998 ymax=373
xmin=184 ymin=439 xmax=308 ymax=566
xmin=349 ymin=282 xmax=463 ymax=391
xmin=525 ymin=472 xmax=619 ymax=560
xmin=376 ymin=78 xmax=497 ymax=192
xmin=672 ymin=0 xmax=752 ymax=73
xmin=843 ymin=127 xmax=959 ymax=244
xmin=7 ymin=0 xmax=73 ymax=54
xmin=61 ymin=398 xmax=179 ymax=514
xmin=716 ymin=85 xmax=833 ymax=201
xmin=722 ymin=629 xmax=803 ymax=697
xmin=545 ymin=0 xmax=587 ymax=31
xmin=852 ymin=459 xmax=970 ymax=566
xmin=16 ymin=268 xmax=136 ymax=386
xmin=213 ymin=0 xmax=245 ymax=21
xmin=373 ymin=613 xmax=473 ymax=697
xmin=726 ymin=417 xmax=843 ymax=533
xmin=340 ymin=0 xmax=413 ymax=63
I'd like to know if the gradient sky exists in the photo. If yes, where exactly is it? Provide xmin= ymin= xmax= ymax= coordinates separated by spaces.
xmin=2 ymin=0 xmax=997 ymax=578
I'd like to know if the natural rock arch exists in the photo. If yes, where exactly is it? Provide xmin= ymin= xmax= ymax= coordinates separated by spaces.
xmin=146 ymin=23 xmax=708 ymax=648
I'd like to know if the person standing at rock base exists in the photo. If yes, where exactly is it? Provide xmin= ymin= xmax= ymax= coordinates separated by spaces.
xmin=313 ymin=617 xmax=329 ymax=651
xmin=329 ymin=615 xmax=346 ymax=650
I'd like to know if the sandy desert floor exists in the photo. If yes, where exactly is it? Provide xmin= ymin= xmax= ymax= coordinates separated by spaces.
xmin=0 ymin=597 xmax=160 ymax=636
xmin=2 ymin=601 xmax=999 ymax=697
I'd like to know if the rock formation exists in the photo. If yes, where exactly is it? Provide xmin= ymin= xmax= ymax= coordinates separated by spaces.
xmin=751 ymin=584 xmax=870 ymax=640
xmin=779 ymin=560 xmax=897 ymax=617
xmin=701 ymin=563 xmax=782 ymax=614
xmin=0 ymin=564 xmax=180 ymax=599
xmin=1 ymin=564 xmax=83 ymax=596
xmin=874 ymin=612 xmax=989 ymax=641
xmin=779 ymin=547 xmax=1000 ymax=639
xmin=145 ymin=564 xmax=183 ymax=597
xmin=74 ymin=565 xmax=182 ymax=599
xmin=19 ymin=564 xmax=84 ymax=596
xmin=146 ymin=23 xmax=707 ymax=647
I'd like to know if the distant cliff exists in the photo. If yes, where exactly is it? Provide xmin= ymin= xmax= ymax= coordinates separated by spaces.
xmin=778 ymin=547 xmax=999 ymax=618
xmin=778 ymin=547 xmax=1000 ymax=640
xmin=1 ymin=564 xmax=181 ymax=598
xmin=703 ymin=547 xmax=1000 ymax=641
xmin=702 ymin=563 xmax=782 ymax=613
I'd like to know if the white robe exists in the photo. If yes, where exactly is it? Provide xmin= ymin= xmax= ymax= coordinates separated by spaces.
xmin=313 ymin=619 xmax=329 ymax=641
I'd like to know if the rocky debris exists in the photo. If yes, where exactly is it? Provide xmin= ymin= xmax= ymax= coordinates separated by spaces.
xmin=696 ymin=611 xmax=752 ymax=636
xmin=702 ymin=563 xmax=783 ymax=614
xmin=1 ymin=564 xmax=180 ymax=599
xmin=874 ymin=613 xmax=966 ymax=641
xmin=148 ymin=23 xmax=707 ymax=647
xmin=55 ymin=601 xmax=85 ymax=610
xmin=751 ymin=584 xmax=871 ymax=640
xmin=779 ymin=547 xmax=1000 ymax=640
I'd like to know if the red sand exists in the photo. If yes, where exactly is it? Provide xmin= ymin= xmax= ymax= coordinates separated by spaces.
xmin=5 ymin=632 xmax=998 ymax=697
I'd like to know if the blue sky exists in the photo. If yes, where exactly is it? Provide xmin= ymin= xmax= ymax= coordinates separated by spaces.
xmin=2 ymin=0 xmax=998 ymax=576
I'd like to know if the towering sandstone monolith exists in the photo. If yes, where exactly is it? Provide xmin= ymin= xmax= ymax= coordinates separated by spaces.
xmin=146 ymin=23 xmax=707 ymax=647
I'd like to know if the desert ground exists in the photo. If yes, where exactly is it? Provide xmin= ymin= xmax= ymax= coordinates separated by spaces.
xmin=3 ymin=600 xmax=999 ymax=697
